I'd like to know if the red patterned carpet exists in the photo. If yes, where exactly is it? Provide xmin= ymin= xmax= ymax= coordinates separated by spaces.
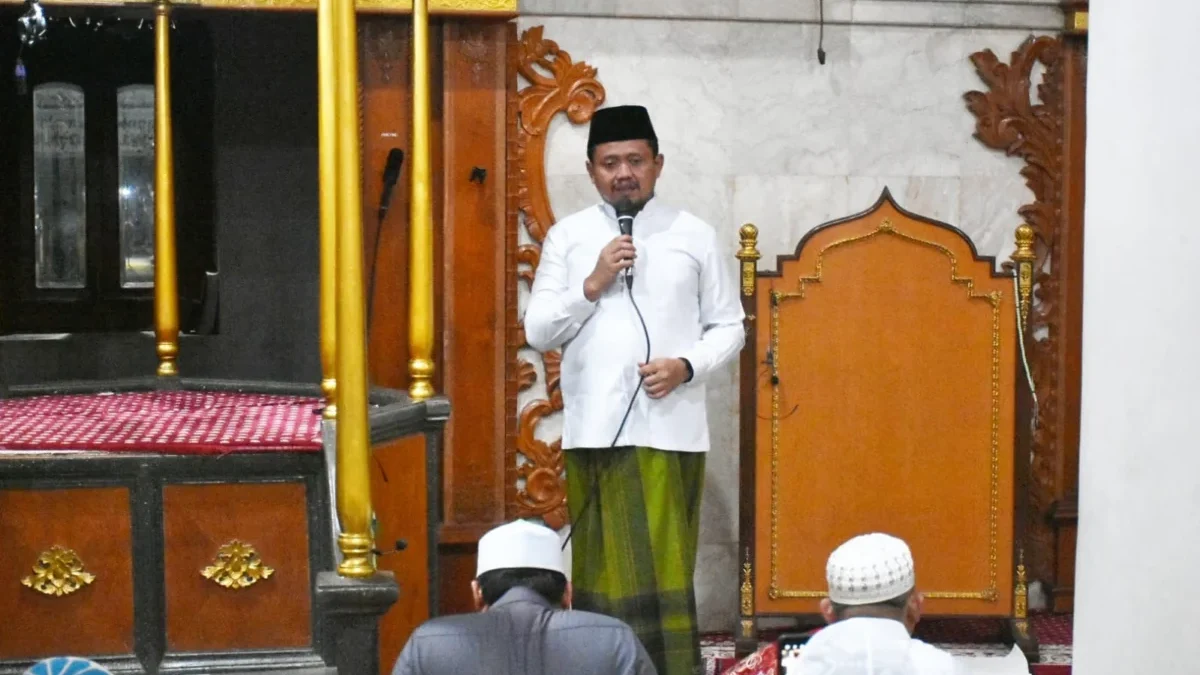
xmin=703 ymin=613 xmax=1073 ymax=675
xmin=0 ymin=391 xmax=323 ymax=453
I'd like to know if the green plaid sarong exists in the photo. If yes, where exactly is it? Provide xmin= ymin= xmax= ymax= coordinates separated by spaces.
xmin=565 ymin=447 xmax=705 ymax=675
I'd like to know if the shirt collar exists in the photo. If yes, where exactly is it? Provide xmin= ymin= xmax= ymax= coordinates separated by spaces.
xmin=599 ymin=195 xmax=660 ymax=223
xmin=814 ymin=616 xmax=911 ymax=642
xmin=488 ymin=586 xmax=556 ymax=610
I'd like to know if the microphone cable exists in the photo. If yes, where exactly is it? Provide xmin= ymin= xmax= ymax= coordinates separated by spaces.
xmin=366 ymin=205 xmax=385 ymax=335
xmin=561 ymin=233 xmax=651 ymax=551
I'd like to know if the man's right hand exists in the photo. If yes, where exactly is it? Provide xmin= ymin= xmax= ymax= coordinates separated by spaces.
xmin=583 ymin=235 xmax=636 ymax=301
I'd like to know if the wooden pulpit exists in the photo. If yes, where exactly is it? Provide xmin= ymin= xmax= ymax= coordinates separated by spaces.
xmin=734 ymin=189 xmax=1037 ymax=659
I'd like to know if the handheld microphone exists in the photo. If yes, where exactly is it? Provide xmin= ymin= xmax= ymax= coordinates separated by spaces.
xmin=377 ymin=148 xmax=405 ymax=223
xmin=617 ymin=210 xmax=635 ymax=289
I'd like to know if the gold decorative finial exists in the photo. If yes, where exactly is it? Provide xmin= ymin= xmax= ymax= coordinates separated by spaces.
xmin=22 ymin=546 xmax=96 ymax=597
xmin=201 ymin=541 xmax=276 ymax=589
xmin=1065 ymin=8 xmax=1088 ymax=35
xmin=1011 ymin=224 xmax=1036 ymax=326
xmin=736 ymin=224 xmax=761 ymax=297
xmin=739 ymin=551 xmax=753 ymax=617
xmin=408 ymin=358 xmax=436 ymax=401
xmin=1013 ymin=224 xmax=1035 ymax=257
xmin=1013 ymin=548 xmax=1030 ymax=636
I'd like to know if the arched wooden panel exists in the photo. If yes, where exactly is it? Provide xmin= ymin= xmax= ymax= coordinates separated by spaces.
xmin=747 ymin=191 xmax=1018 ymax=619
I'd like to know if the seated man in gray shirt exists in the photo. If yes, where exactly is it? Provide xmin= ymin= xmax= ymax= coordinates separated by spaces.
xmin=392 ymin=519 xmax=657 ymax=675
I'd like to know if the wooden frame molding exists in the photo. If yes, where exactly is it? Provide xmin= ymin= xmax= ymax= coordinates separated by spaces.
xmin=0 ymin=0 xmax=516 ymax=14
xmin=508 ymin=26 xmax=606 ymax=528
xmin=964 ymin=24 xmax=1086 ymax=611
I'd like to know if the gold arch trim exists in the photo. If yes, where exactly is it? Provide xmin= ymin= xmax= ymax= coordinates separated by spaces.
xmin=0 ymin=0 xmax=516 ymax=12
xmin=766 ymin=218 xmax=1002 ymax=603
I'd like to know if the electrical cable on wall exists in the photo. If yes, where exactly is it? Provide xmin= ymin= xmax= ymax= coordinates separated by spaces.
xmin=1012 ymin=271 xmax=1039 ymax=433
xmin=817 ymin=0 xmax=827 ymax=65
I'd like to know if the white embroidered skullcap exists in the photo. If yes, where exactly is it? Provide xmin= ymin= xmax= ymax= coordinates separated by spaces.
xmin=825 ymin=533 xmax=915 ymax=606
xmin=476 ymin=519 xmax=565 ymax=577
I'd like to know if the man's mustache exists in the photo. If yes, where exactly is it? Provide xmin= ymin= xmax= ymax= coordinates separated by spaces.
xmin=613 ymin=180 xmax=640 ymax=190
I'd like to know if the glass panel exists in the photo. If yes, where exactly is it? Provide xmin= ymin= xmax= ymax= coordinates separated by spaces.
xmin=33 ymin=83 xmax=87 ymax=289
xmin=117 ymin=84 xmax=156 ymax=289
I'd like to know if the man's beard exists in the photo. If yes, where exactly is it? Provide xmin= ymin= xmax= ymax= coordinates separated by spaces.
xmin=607 ymin=190 xmax=653 ymax=217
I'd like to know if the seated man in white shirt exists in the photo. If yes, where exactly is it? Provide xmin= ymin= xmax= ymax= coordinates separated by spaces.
xmin=794 ymin=533 xmax=962 ymax=675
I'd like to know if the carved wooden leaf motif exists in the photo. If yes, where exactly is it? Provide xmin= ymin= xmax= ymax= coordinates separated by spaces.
xmin=515 ymin=26 xmax=605 ymax=243
xmin=517 ymin=358 xmax=537 ymax=391
xmin=510 ymin=26 xmax=606 ymax=528
xmin=516 ymin=244 xmax=541 ymax=286
xmin=965 ymin=35 xmax=1064 ymax=585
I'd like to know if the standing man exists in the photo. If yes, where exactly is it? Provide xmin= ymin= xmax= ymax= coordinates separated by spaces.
xmin=524 ymin=105 xmax=746 ymax=675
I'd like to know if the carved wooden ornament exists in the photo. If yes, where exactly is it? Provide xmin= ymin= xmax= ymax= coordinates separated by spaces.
xmin=510 ymin=26 xmax=606 ymax=527
xmin=964 ymin=36 xmax=1064 ymax=584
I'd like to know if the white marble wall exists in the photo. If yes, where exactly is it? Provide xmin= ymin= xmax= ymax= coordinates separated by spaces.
xmin=517 ymin=2 xmax=1056 ymax=633
xmin=520 ymin=0 xmax=1062 ymax=29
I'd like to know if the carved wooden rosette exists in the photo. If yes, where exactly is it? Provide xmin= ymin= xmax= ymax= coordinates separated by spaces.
xmin=964 ymin=36 xmax=1064 ymax=584
xmin=509 ymin=26 xmax=605 ymax=527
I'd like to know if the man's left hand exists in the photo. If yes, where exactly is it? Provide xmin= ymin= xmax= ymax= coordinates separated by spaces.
xmin=638 ymin=358 xmax=689 ymax=399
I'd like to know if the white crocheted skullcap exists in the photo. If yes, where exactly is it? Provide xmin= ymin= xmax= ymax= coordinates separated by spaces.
xmin=825 ymin=533 xmax=916 ymax=606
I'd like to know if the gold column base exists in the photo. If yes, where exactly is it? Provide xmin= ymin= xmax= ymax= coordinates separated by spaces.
xmin=321 ymin=378 xmax=338 ymax=419
xmin=157 ymin=341 xmax=179 ymax=377
xmin=407 ymin=358 xmax=435 ymax=401
xmin=336 ymin=532 xmax=376 ymax=578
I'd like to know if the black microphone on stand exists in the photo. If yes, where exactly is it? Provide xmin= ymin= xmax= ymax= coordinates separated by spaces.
xmin=368 ymin=148 xmax=405 ymax=335
xmin=617 ymin=209 xmax=635 ymax=289
xmin=377 ymin=148 xmax=405 ymax=224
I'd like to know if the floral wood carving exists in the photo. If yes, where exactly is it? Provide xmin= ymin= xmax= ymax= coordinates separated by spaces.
xmin=510 ymin=26 xmax=605 ymax=528
xmin=365 ymin=22 xmax=403 ymax=84
xmin=21 ymin=546 xmax=96 ymax=597
xmin=964 ymin=36 xmax=1064 ymax=585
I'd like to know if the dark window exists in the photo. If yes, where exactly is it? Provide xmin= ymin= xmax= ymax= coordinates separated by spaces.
xmin=0 ymin=13 xmax=215 ymax=334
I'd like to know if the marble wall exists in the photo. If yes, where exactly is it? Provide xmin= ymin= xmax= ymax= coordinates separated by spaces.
xmin=516 ymin=0 xmax=1059 ymax=632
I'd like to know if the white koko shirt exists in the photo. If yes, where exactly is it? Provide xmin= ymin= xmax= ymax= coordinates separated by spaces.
xmin=794 ymin=617 xmax=964 ymax=675
xmin=524 ymin=198 xmax=745 ymax=452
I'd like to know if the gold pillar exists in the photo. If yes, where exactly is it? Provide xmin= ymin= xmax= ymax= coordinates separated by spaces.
xmin=330 ymin=0 xmax=374 ymax=577
xmin=153 ymin=0 xmax=180 ymax=378
xmin=406 ymin=0 xmax=435 ymax=401
xmin=317 ymin=0 xmax=339 ymax=419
